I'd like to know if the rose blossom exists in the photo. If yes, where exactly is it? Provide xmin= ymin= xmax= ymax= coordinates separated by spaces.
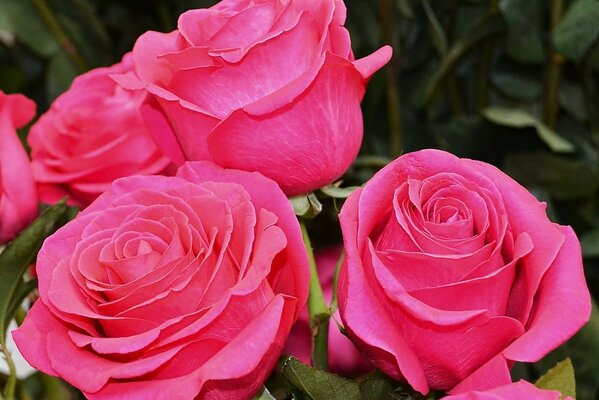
xmin=444 ymin=380 xmax=573 ymax=400
xmin=338 ymin=149 xmax=591 ymax=394
xmin=116 ymin=0 xmax=392 ymax=196
xmin=0 ymin=91 xmax=38 ymax=243
xmin=28 ymin=54 xmax=170 ymax=208
xmin=13 ymin=162 xmax=309 ymax=399
xmin=284 ymin=247 xmax=371 ymax=376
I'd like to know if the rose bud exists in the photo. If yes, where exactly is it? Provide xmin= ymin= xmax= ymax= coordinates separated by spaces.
xmin=116 ymin=0 xmax=392 ymax=196
xmin=338 ymin=149 xmax=591 ymax=394
xmin=28 ymin=53 xmax=171 ymax=208
xmin=13 ymin=162 xmax=309 ymax=399
xmin=0 ymin=91 xmax=38 ymax=243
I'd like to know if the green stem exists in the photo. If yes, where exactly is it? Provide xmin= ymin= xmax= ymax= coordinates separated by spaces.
xmin=543 ymin=0 xmax=565 ymax=129
xmin=476 ymin=0 xmax=500 ymax=112
xmin=328 ymin=251 xmax=345 ymax=314
xmin=1 ymin=339 xmax=17 ymax=400
xmin=31 ymin=0 xmax=88 ymax=72
xmin=380 ymin=0 xmax=402 ymax=156
xmin=72 ymin=0 xmax=110 ymax=48
xmin=300 ymin=222 xmax=329 ymax=370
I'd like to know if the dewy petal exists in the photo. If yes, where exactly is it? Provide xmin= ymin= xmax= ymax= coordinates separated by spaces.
xmin=503 ymin=226 xmax=591 ymax=362
xmin=208 ymin=52 xmax=366 ymax=195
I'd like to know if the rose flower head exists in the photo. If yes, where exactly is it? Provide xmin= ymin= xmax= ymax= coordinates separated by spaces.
xmin=14 ymin=162 xmax=309 ymax=400
xmin=28 ymin=53 xmax=171 ymax=208
xmin=0 ymin=91 xmax=38 ymax=243
xmin=338 ymin=149 xmax=591 ymax=394
xmin=116 ymin=0 xmax=392 ymax=196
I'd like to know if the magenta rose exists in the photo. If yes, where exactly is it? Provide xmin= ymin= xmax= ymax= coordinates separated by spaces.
xmin=444 ymin=380 xmax=573 ymax=400
xmin=13 ymin=162 xmax=309 ymax=399
xmin=116 ymin=0 xmax=392 ymax=196
xmin=284 ymin=247 xmax=371 ymax=376
xmin=338 ymin=149 xmax=591 ymax=394
xmin=28 ymin=54 xmax=170 ymax=208
xmin=0 ymin=91 xmax=38 ymax=243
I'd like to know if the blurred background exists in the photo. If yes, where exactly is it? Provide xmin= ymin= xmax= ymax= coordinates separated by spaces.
xmin=1 ymin=0 xmax=598 ymax=398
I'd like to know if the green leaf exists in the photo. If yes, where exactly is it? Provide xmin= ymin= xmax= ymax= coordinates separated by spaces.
xmin=553 ymin=0 xmax=599 ymax=62
xmin=0 ymin=201 xmax=68 ymax=345
xmin=581 ymin=229 xmax=599 ymax=258
xmin=252 ymin=386 xmax=276 ymax=400
xmin=320 ymin=184 xmax=359 ymax=199
xmin=0 ymin=0 xmax=58 ymax=57
xmin=502 ymin=152 xmax=598 ymax=200
xmin=290 ymin=193 xmax=323 ymax=219
xmin=483 ymin=107 xmax=575 ymax=153
xmin=279 ymin=356 xmax=361 ymax=400
xmin=491 ymin=59 xmax=543 ymax=102
xmin=499 ymin=0 xmax=546 ymax=64
xmin=358 ymin=372 xmax=403 ymax=400
xmin=420 ymin=11 xmax=504 ymax=107
xmin=46 ymin=52 xmax=79 ymax=101
xmin=535 ymin=358 xmax=576 ymax=399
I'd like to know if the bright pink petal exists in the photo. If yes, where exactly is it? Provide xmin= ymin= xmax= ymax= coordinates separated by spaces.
xmin=208 ymin=53 xmax=365 ymax=195
xmin=504 ymin=226 xmax=591 ymax=361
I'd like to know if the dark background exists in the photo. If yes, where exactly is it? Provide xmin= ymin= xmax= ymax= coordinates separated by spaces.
xmin=1 ymin=0 xmax=598 ymax=398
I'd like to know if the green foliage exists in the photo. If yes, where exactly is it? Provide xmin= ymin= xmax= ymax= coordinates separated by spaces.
xmin=0 ymin=201 xmax=68 ymax=399
xmin=1 ymin=0 xmax=599 ymax=399
xmin=535 ymin=358 xmax=576 ymax=399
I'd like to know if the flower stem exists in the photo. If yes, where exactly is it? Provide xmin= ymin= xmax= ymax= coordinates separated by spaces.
xmin=1 ymin=339 xmax=17 ymax=400
xmin=380 ymin=0 xmax=402 ymax=156
xmin=300 ymin=221 xmax=329 ymax=370
xmin=476 ymin=0 xmax=500 ymax=112
xmin=543 ymin=0 xmax=565 ymax=129
xmin=31 ymin=0 xmax=88 ymax=72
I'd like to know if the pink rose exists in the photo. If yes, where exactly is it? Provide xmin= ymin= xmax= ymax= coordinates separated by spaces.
xmin=338 ymin=149 xmax=591 ymax=394
xmin=28 ymin=54 xmax=171 ymax=208
xmin=13 ymin=162 xmax=309 ymax=399
xmin=284 ymin=247 xmax=371 ymax=376
xmin=444 ymin=380 xmax=573 ymax=400
xmin=0 ymin=91 xmax=38 ymax=243
xmin=116 ymin=0 xmax=392 ymax=196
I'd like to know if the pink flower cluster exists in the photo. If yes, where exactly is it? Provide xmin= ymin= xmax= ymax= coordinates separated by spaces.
xmin=0 ymin=0 xmax=590 ymax=399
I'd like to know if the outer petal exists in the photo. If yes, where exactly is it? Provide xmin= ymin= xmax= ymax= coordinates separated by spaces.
xmin=448 ymin=354 xmax=511 ymax=394
xmin=446 ymin=380 xmax=564 ymax=400
xmin=338 ymin=189 xmax=429 ymax=394
xmin=0 ymin=92 xmax=38 ymax=243
xmin=504 ymin=226 xmax=591 ymax=361
xmin=12 ymin=301 xmax=60 ymax=377
xmin=208 ymin=53 xmax=366 ymax=195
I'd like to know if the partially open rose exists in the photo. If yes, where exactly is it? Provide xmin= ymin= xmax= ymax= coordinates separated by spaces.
xmin=14 ymin=162 xmax=309 ymax=399
xmin=0 ymin=91 xmax=37 ymax=243
xmin=117 ymin=0 xmax=391 ymax=195
xmin=338 ymin=149 xmax=591 ymax=394
xmin=28 ymin=54 xmax=170 ymax=208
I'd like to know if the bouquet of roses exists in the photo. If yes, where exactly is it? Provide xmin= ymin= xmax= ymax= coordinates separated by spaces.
xmin=0 ymin=1 xmax=592 ymax=399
